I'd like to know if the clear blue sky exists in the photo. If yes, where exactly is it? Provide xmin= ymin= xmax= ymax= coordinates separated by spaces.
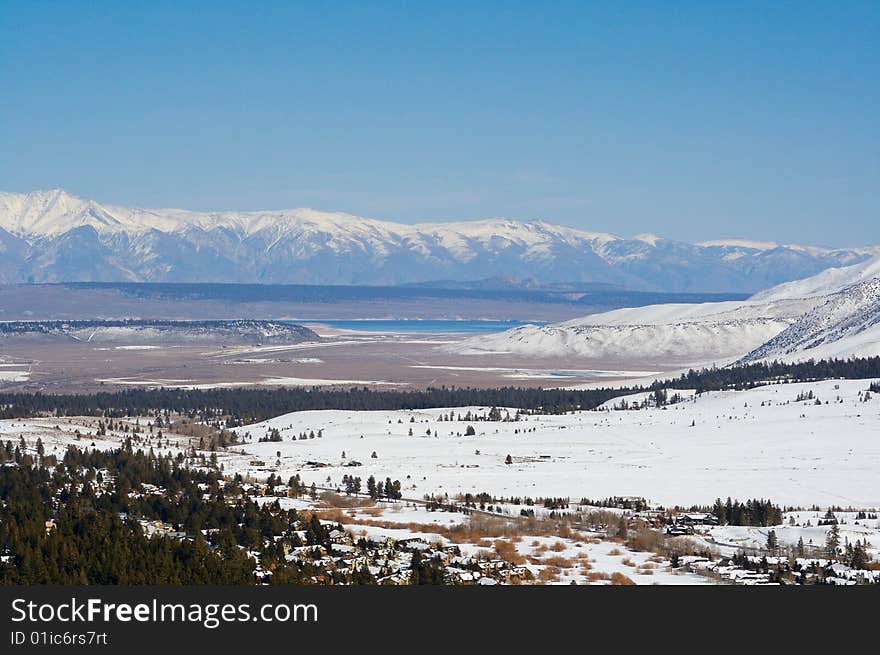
xmin=1 ymin=1 xmax=877 ymax=246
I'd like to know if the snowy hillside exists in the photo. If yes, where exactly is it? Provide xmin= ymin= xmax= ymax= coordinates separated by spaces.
xmin=0 ymin=189 xmax=876 ymax=291
xmin=453 ymin=256 xmax=880 ymax=366
xmin=0 ymin=319 xmax=319 ymax=345
xmin=750 ymin=255 xmax=880 ymax=302
xmin=450 ymin=297 xmax=821 ymax=365
xmin=740 ymin=277 xmax=880 ymax=362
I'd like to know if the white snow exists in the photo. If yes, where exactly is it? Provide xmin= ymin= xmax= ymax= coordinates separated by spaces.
xmin=448 ymin=298 xmax=815 ymax=364
xmin=5 ymin=409 xmax=876 ymax=585
xmin=452 ymin=255 xmax=880 ymax=366
xmin=0 ymin=189 xmax=620 ymax=245
xmin=0 ymin=369 xmax=30 ymax=381
xmin=742 ymin=276 xmax=880 ymax=363
xmin=227 ymin=379 xmax=880 ymax=508
xmin=3 ymin=189 xmax=878 ymax=293
xmin=697 ymin=239 xmax=782 ymax=251
xmin=752 ymin=255 xmax=880 ymax=302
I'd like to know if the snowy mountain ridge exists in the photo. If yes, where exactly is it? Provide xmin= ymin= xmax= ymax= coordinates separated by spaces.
xmin=740 ymin=276 xmax=880 ymax=362
xmin=449 ymin=297 xmax=817 ymax=365
xmin=750 ymin=256 xmax=880 ymax=302
xmin=451 ymin=256 xmax=880 ymax=366
xmin=0 ymin=189 xmax=876 ymax=291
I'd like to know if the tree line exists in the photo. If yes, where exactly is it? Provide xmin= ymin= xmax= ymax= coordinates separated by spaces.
xmin=0 ymin=357 xmax=878 ymax=424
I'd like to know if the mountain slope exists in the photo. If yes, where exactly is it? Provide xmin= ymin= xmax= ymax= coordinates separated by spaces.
xmin=0 ymin=189 xmax=876 ymax=291
xmin=740 ymin=276 xmax=880 ymax=362
xmin=449 ymin=298 xmax=817 ymax=365
xmin=750 ymin=256 xmax=880 ymax=302
xmin=453 ymin=256 xmax=880 ymax=366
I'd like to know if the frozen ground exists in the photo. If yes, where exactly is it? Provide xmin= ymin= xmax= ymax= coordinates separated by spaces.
xmin=229 ymin=378 xmax=880 ymax=508
xmin=5 ymin=400 xmax=877 ymax=585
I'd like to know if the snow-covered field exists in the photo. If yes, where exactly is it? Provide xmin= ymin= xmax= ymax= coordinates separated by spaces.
xmin=0 ymin=419 xmax=714 ymax=584
xmin=705 ymin=510 xmax=880 ymax=560
xmin=6 ymin=378 xmax=876 ymax=510
xmin=5 ymin=384 xmax=878 ymax=585
xmin=0 ymin=368 xmax=30 ymax=381
xmin=229 ymin=379 xmax=880 ymax=508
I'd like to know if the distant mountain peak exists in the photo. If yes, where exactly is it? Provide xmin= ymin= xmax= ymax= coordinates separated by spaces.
xmin=697 ymin=238 xmax=782 ymax=251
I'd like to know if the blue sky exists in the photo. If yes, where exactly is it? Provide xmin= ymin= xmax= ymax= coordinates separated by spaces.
xmin=1 ymin=1 xmax=877 ymax=246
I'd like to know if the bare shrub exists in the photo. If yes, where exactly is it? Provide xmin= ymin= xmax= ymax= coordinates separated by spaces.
xmin=537 ymin=568 xmax=560 ymax=583
xmin=494 ymin=539 xmax=526 ymax=565
xmin=610 ymin=572 xmax=636 ymax=586
xmin=626 ymin=525 xmax=665 ymax=552
xmin=319 ymin=492 xmax=375 ymax=509
xmin=314 ymin=508 xmax=347 ymax=523
xmin=663 ymin=537 xmax=719 ymax=560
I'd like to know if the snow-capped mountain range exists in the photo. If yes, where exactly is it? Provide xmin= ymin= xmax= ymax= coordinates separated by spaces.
xmin=452 ymin=256 xmax=880 ymax=366
xmin=0 ymin=189 xmax=877 ymax=292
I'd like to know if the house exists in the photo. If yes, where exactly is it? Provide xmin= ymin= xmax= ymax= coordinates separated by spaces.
xmin=447 ymin=569 xmax=480 ymax=585
xmin=378 ymin=570 xmax=412 ymax=585
xmin=678 ymin=513 xmax=719 ymax=525
xmin=665 ymin=524 xmax=695 ymax=536
xmin=398 ymin=537 xmax=432 ymax=551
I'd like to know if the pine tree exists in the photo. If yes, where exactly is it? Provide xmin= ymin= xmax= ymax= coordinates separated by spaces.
xmin=849 ymin=540 xmax=868 ymax=570
xmin=825 ymin=523 xmax=840 ymax=558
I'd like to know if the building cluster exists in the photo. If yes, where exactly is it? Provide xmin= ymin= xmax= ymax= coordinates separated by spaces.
xmin=680 ymin=555 xmax=879 ymax=585
xmin=263 ymin=533 xmax=532 ymax=585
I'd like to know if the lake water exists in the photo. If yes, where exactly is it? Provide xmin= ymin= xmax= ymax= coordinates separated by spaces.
xmin=302 ymin=319 xmax=545 ymax=334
